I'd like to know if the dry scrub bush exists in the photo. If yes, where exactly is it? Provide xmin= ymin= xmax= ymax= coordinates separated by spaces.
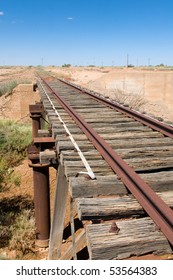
xmin=0 ymin=81 xmax=18 ymax=97
xmin=9 ymin=209 xmax=35 ymax=254
xmin=110 ymin=88 xmax=147 ymax=110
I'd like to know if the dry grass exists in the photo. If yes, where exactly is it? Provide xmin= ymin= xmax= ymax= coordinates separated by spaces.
xmin=107 ymin=88 xmax=147 ymax=110
xmin=9 ymin=209 xmax=35 ymax=254
xmin=0 ymin=119 xmax=35 ymax=259
xmin=0 ymin=196 xmax=35 ymax=259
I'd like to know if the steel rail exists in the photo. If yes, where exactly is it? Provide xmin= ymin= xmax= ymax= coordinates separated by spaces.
xmin=59 ymin=78 xmax=173 ymax=139
xmin=38 ymin=77 xmax=173 ymax=246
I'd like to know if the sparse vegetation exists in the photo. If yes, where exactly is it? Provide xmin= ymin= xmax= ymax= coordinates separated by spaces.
xmin=62 ymin=63 xmax=71 ymax=68
xmin=0 ymin=120 xmax=35 ymax=259
xmin=109 ymin=88 xmax=146 ymax=110
xmin=0 ymin=80 xmax=18 ymax=96
xmin=0 ymin=196 xmax=35 ymax=259
xmin=0 ymin=120 xmax=32 ymax=191
xmin=0 ymin=79 xmax=32 ymax=97
xmin=9 ymin=209 xmax=35 ymax=254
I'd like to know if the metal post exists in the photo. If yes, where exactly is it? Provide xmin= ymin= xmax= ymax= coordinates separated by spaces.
xmin=31 ymin=113 xmax=42 ymax=138
xmin=29 ymin=103 xmax=44 ymax=138
xmin=29 ymin=161 xmax=50 ymax=247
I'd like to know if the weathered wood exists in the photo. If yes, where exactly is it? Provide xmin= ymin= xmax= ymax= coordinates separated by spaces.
xmin=69 ymin=172 xmax=173 ymax=198
xmin=65 ymin=167 xmax=114 ymax=178
xmin=60 ymin=150 xmax=102 ymax=164
xmin=48 ymin=165 xmax=68 ymax=260
xmin=53 ymin=123 xmax=151 ymax=136
xmin=76 ymin=191 xmax=173 ymax=220
xmin=127 ymin=156 xmax=173 ymax=171
xmin=117 ymin=145 xmax=173 ymax=159
xmin=56 ymin=140 xmax=94 ymax=153
xmin=60 ymin=146 xmax=173 ymax=162
xmin=83 ymin=117 xmax=137 ymax=124
xmin=57 ymin=131 xmax=163 ymax=142
xmin=86 ymin=217 xmax=172 ymax=259
xmin=39 ymin=150 xmax=57 ymax=164
xmin=64 ymin=160 xmax=114 ymax=178
xmin=69 ymin=176 xmax=127 ymax=198
xmin=60 ymin=229 xmax=87 ymax=260
xmin=141 ymin=171 xmax=173 ymax=192
xmin=92 ymin=121 xmax=147 ymax=129
xmin=53 ymin=123 xmax=152 ymax=133
xmin=108 ymin=137 xmax=173 ymax=149
xmin=63 ymin=156 xmax=173 ymax=177
xmin=38 ymin=129 xmax=51 ymax=137
xmin=49 ymin=116 xmax=75 ymax=123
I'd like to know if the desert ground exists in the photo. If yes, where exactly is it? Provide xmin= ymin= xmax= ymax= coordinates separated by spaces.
xmin=1 ymin=65 xmax=173 ymax=122
xmin=0 ymin=65 xmax=173 ymax=260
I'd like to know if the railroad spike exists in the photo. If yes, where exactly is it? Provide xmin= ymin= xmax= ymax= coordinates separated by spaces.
xmin=109 ymin=222 xmax=120 ymax=234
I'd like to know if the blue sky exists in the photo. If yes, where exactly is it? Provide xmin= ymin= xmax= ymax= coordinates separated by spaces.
xmin=0 ymin=0 xmax=173 ymax=66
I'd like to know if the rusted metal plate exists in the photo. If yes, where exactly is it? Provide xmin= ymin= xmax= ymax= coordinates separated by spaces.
xmin=29 ymin=104 xmax=44 ymax=113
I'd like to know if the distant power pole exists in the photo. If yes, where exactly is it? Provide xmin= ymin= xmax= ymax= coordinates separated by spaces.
xmin=126 ymin=54 xmax=129 ymax=67
xmin=41 ymin=57 xmax=44 ymax=66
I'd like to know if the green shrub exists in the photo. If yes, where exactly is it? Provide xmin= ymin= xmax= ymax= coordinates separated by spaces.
xmin=0 ymin=158 xmax=8 ymax=191
xmin=0 ymin=120 xmax=32 ymax=190
xmin=62 ymin=63 xmax=71 ymax=67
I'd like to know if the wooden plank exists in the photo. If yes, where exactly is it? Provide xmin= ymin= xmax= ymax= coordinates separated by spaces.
xmin=69 ymin=172 xmax=173 ymax=198
xmin=63 ymin=156 xmax=173 ymax=176
xmin=53 ymin=124 xmax=152 ymax=134
xmin=76 ymin=191 xmax=173 ymax=220
xmin=127 ymin=157 xmax=173 ymax=171
xmin=57 ymin=131 xmax=163 ymax=141
xmin=109 ymin=137 xmax=173 ymax=149
xmin=69 ymin=176 xmax=128 ymax=198
xmin=117 ymin=145 xmax=173 ymax=159
xmin=83 ymin=117 xmax=137 ymax=124
xmin=141 ymin=171 xmax=173 ymax=192
xmin=56 ymin=140 xmax=94 ymax=153
xmin=53 ymin=123 xmax=150 ymax=136
xmin=60 ymin=229 xmax=87 ymax=260
xmin=64 ymin=164 xmax=114 ymax=178
xmin=60 ymin=146 xmax=173 ymax=162
xmin=86 ymin=121 xmax=139 ymax=129
xmin=60 ymin=150 xmax=102 ymax=164
xmin=39 ymin=150 xmax=57 ymax=164
xmin=57 ymin=135 xmax=173 ymax=155
xmin=48 ymin=165 xmax=68 ymax=260
xmin=86 ymin=217 xmax=172 ymax=259
xmin=38 ymin=129 xmax=51 ymax=137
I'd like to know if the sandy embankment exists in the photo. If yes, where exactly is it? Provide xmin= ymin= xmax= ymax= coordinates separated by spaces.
xmin=49 ymin=67 xmax=173 ymax=123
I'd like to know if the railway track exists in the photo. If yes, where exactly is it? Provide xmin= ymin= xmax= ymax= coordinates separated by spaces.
xmin=35 ymin=73 xmax=173 ymax=260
